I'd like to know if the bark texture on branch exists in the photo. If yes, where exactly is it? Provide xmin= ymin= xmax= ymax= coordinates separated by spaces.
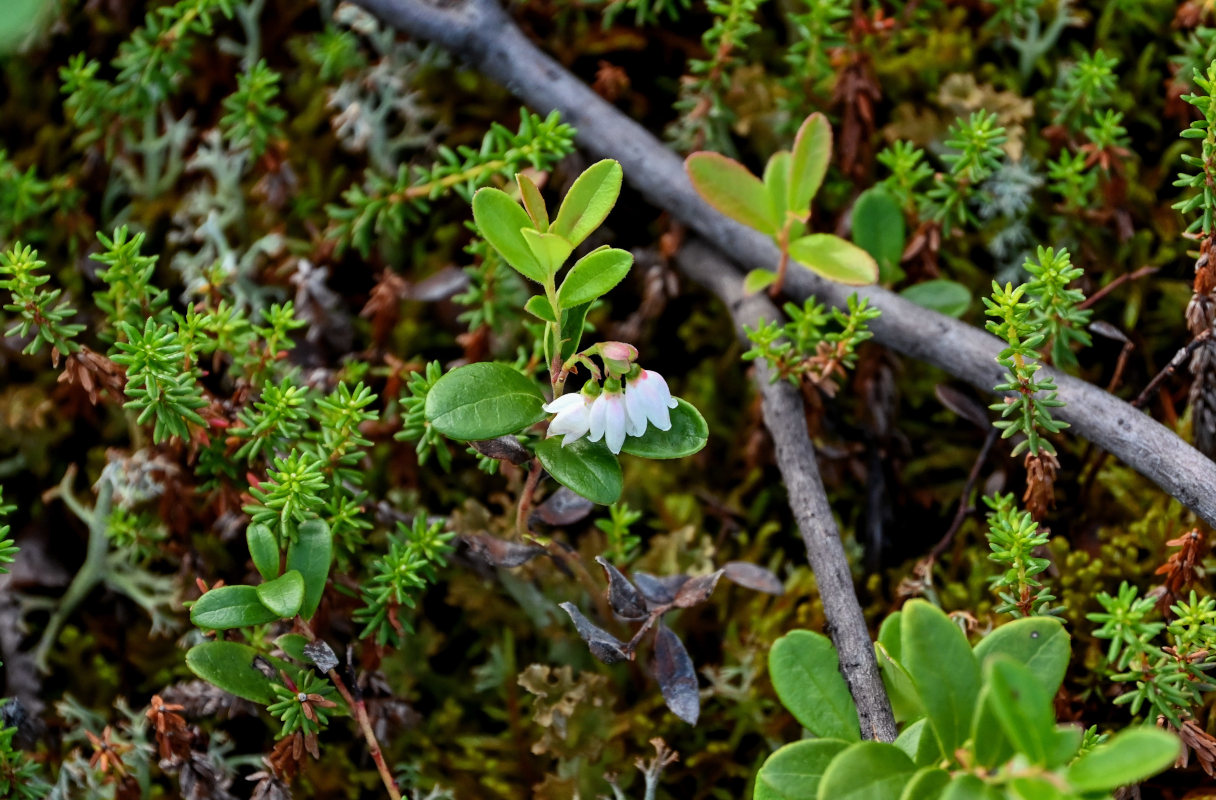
xmin=352 ymin=0 xmax=1216 ymax=529
xmin=676 ymin=240 xmax=898 ymax=741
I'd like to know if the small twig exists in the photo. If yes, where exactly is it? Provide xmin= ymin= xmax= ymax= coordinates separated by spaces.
xmin=1078 ymin=265 xmax=1158 ymax=311
xmin=1133 ymin=328 xmax=1212 ymax=410
xmin=296 ymin=624 xmax=402 ymax=800
xmin=929 ymin=427 xmax=999 ymax=562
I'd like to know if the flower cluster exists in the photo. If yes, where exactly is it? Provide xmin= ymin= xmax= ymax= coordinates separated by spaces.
xmin=543 ymin=342 xmax=678 ymax=455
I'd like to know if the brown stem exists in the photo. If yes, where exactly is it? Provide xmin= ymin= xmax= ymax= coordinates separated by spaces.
xmin=1078 ymin=265 xmax=1158 ymax=311
xmin=516 ymin=458 xmax=543 ymax=537
xmin=928 ymin=427 xmax=998 ymax=562
xmin=296 ymin=624 xmax=402 ymax=800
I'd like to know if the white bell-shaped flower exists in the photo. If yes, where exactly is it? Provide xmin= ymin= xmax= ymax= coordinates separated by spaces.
xmin=588 ymin=387 xmax=629 ymax=455
xmin=624 ymin=368 xmax=678 ymax=433
xmin=543 ymin=391 xmax=593 ymax=446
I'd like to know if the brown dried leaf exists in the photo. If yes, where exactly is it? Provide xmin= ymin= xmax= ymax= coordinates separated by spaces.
xmin=722 ymin=561 xmax=784 ymax=595
xmin=559 ymin=602 xmax=628 ymax=664
xmin=673 ymin=569 xmax=724 ymax=608
xmin=532 ymin=486 xmax=595 ymax=526
xmin=653 ymin=623 xmax=699 ymax=724
xmin=594 ymin=556 xmax=648 ymax=620
xmin=471 ymin=436 xmax=531 ymax=465
xmin=462 ymin=533 xmax=547 ymax=568
xmin=632 ymin=572 xmax=689 ymax=607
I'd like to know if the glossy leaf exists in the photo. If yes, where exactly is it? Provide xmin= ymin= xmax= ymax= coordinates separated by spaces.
xmin=764 ymin=150 xmax=791 ymax=225
xmin=524 ymin=294 xmax=557 ymax=323
xmin=559 ymin=301 xmax=592 ymax=361
xmin=788 ymin=234 xmax=879 ymax=285
xmin=654 ymin=622 xmax=700 ymax=724
xmin=521 ymin=228 xmax=573 ymax=276
xmin=755 ymin=739 xmax=849 ymax=800
xmin=769 ymin=630 xmax=861 ymax=742
xmin=852 ymin=187 xmax=905 ymax=283
xmin=551 ymin=159 xmax=623 ymax=247
xmin=286 ymin=518 xmax=333 ymax=620
xmin=1008 ymin=776 xmax=1069 ymax=800
xmin=1045 ymin=725 xmax=1083 ymax=770
xmin=875 ymin=613 xmax=923 ymax=723
xmin=557 ymin=247 xmax=632 ymax=308
xmin=744 ymin=268 xmax=778 ymax=294
xmin=901 ymin=600 xmax=980 ymax=757
xmin=899 ymin=768 xmax=950 ymax=800
xmin=686 ymin=151 xmax=778 ymax=235
xmin=970 ymin=684 xmax=1014 ymax=769
xmin=1066 ymin=727 xmax=1180 ymax=793
xmin=190 ymin=584 xmax=278 ymax=630
xmin=986 ymin=658 xmax=1054 ymax=765
xmin=276 ymin=633 xmax=310 ymax=663
xmin=940 ymin=774 xmax=1002 ymax=800
xmin=255 ymin=569 xmax=305 ymax=619
xmin=816 ymin=741 xmax=915 ymax=800
xmin=619 ymin=398 xmax=708 ymax=459
xmin=517 ymin=172 xmax=549 ymax=231
xmin=425 ymin=362 xmax=547 ymax=441
xmin=534 ymin=436 xmax=623 ymax=505
xmin=972 ymin=617 xmax=1070 ymax=697
xmin=788 ymin=112 xmax=832 ymax=216
xmin=894 ymin=718 xmax=942 ymax=768
xmin=471 ymin=187 xmax=545 ymax=282
xmin=900 ymin=280 xmax=971 ymax=318
xmin=246 ymin=523 xmax=279 ymax=581
xmin=185 ymin=641 xmax=277 ymax=704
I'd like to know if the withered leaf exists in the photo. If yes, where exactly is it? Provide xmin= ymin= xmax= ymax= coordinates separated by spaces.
xmin=673 ymin=569 xmax=724 ymax=608
xmin=934 ymin=384 xmax=990 ymax=430
xmin=532 ymin=486 xmax=595 ymax=526
xmin=632 ymin=572 xmax=689 ymax=606
xmin=302 ymin=641 xmax=339 ymax=673
xmin=462 ymin=533 xmax=546 ymax=568
xmin=558 ymin=602 xmax=628 ymax=664
xmin=653 ymin=623 xmax=699 ymax=725
xmin=406 ymin=265 xmax=468 ymax=301
xmin=722 ymin=561 xmax=784 ymax=595
xmin=471 ymin=436 xmax=531 ymax=465
xmin=594 ymin=556 xmax=648 ymax=620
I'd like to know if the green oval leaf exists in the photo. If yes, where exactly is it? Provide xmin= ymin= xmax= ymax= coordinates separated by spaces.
xmin=686 ymin=151 xmax=777 ymax=235
xmin=472 ymin=187 xmax=545 ymax=283
xmin=560 ymin=301 xmax=593 ymax=361
xmin=756 ymin=739 xmax=850 ymax=800
xmin=1066 ymin=727 xmax=1180 ymax=793
xmin=619 ymin=398 xmax=708 ymax=460
xmin=425 ymin=362 xmax=547 ymax=441
xmin=744 ymin=268 xmax=778 ymax=295
xmin=972 ymin=617 xmax=1070 ymax=697
xmin=276 ymin=633 xmax=310 ymax=663
xmin=255 ymin=569 xmax=305 ymax=619
xmin=970 ymin=684 xmax=1014 ymax=769
xmin=852 ymin=187 xmax=906 ymax=283
xmin=558 ymin=247 xmax=632 ymax=308
xmin=246 ymin=523 xmax=279 ymax=581
xmin=524 ymin=294 xmax=558 ymax=323
xmin=764 ymin=150 xmax=791 ymax=225
xmin=552 ymin=159 xmax=623 ymax=247
xmin=185 ymin=641 xmax=277 ymax=704
xmin=287 ymin=518 xmax=333 ymax=621
xmin=788 ymin=234 xmax=879 ymax=285
xmin=788 ymin=112 xmax=832 ymax=217
xmin=940 ymin=774 xmax=1002 ymax=800
xmin=894 ymin=718 xmax=942 ymax=767
xmin=534 ymin=436 xmax=622 ymax=505
xmin=985 ymin=658 xmax=1054 ymax=766
xmin=899 ymin=768 xmax=950 ymax=800
xmin=817 ymin=741 xmax=915 ymax=800
xmin=900 ymin=280 xmax=971 ymax=318
xmin=517 ymin=172 xmax=549 ymax=231
xmin=901 ymin=600 xmax=980 ymax=757
xmin=522 ymin=228 xmax=573 ymax=277
xmin=190 ymin=584 xmax=279 ymax=630
xmin=769 ymin=630 xmax=861 ymax=742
